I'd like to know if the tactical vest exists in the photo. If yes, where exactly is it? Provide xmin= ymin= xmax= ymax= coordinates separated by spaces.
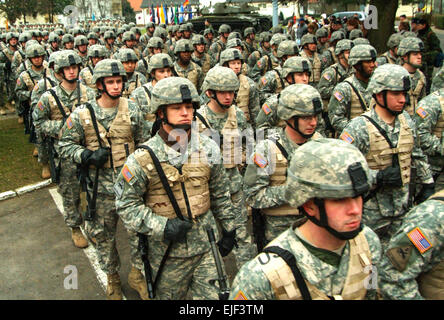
xmin=81 ymin=66 xmax=96 ymax=90
xmin=201 ymin=53 xmax=211 ymax=74
xmin=405 ymin=71 xmax=425 ymax=116
xmin=344 ymin=76 xmax=369 ymax=120
xmin=78 ymin=98 xmax=134 ymax=169
xmin=141 ymin=84 xmax=156 ymax=122
xmin=174 ymin=62 xmax=199 ymax=89
xmin=260 ymin=230 xmax=372 ymax=300
xmin=380 ymin=51 xmax=397 ymax=65
xmin=197 ymin=105 xmax=241 ymax=169
xmin=134 ymin=147 xmax=211 ymax=220
xmin=328 ymin=47 xmax=338 ymax=64
xmin=48 ymin=83 xmax=89 ymax=121
xmin=302 ymin=51 xmax=322 ymax=83
xmin=22 ymin=71 xmax=38 ymax=92
xmin=432 ymin=95 xmax=444 ymax=139
xmin=364 ymin=112 xmax=413 ymax=185
xmin=236 ymin=74 xmax=251 ymax=122
xmin=123 ymin=74 xmax=141 ymax=98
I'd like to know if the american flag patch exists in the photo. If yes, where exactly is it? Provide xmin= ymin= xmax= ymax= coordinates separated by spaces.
xmin=323 ymin=73 xmax=331 ymax=81
xmin=407 ymin=227 xmax=432 ymax=254
xmin=66 ymin=116 xmax=73 ymax=129
xmin=253 ymin=153 xmax=268 ymax=168
xmin=334 ymin=91 xmax=344 ymax=102
xmin=261 ymin=77 xmax=267 ymax=85
xmin=262 ymin=103 xmax=271 ymax=115
xmin=233 ymin=290 xmax=248 ymax=300
xmin=16 ymin=78 xmax=21 ymax=86
xmin=257 ymin=60 xmax=262 ymax=68
xmin=340 ymin=131 xmax=354 ymax=144
xmin=416 ymin=107 xmax=428 ymax=119
xmin=37 ymin=101 xmax=44 ymax=111
xmin=122 ymin=164 xmax=134 ymax=183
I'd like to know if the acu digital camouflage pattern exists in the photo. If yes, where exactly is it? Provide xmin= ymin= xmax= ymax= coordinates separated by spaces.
xmin=379 ymin=191 xmax=444 ymax=299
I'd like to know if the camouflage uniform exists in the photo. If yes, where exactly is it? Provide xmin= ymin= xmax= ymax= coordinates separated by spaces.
xmin=243 ymin=84 xmax=323 ymax=245
xmin=246 ymin=33 xmax=271 ymax=71
xmin=413 ymin=89 xmax=444 ymax=191
xmin=173 ymin=39 xmax=204 ymax=93
xmin=58 ymin=59 xmax=151 ymax=299
xmin=191 ymin=35 xmax=214 ymax=76
xmin=79 ymin=44 xmax=108 ymax=92
xmin=299 ymin=34 xmax=327 ymax=87
xmin=209 ymin=24 xmax=230 ymax=64
xmin=115 ymin=77 xmax=236 ymax=300
xmin=136 ymin=36 xmax=164 ymax=77
xmin=230 ymin=139 xmax=381 ymax=300
xmin=431 ymin=65 xmax=444 ymax=92
xmin=376 ymin=33 xmax=403 ymax=67
xmin=340 ymin=64 xmax=434 ymax=244
xmin=328 ymin=44 xmax=376 ymax=135
xmin=196 ymin=66 xmax=255 ymax=270
xmin=0 ymin=33 xmax=19 ymax=106
xmin=379 ymin=189 xmax=444 ymax=300
xmin=321 ymin=30 xmax=346 ymax=69
xmin=115 ymin=48 xmax=147 ymax=98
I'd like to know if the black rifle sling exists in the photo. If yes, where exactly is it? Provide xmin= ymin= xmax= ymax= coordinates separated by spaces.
xmin=142 ymin=85 xmax=152 ymax=100
xmin=361 ymin=115 xmax=396 ymax=149
xmin=263 ymin=246 xmax=312 ymax=300
xmin=274 ymin=69 xmax=286 ymax=93
xmin=344 ymin=80 xmax=368 ymax=115
xmin=274 ymin=140 xmax=289 ymax=160
xmin=49 ymin=89 xmax=69 ymax=119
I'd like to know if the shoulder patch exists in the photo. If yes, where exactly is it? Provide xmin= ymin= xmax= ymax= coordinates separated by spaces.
xmin=339 ymin=131 xmax=354 ymax=144
xmin=334 ymin=91 xmax=344 ymax=102
xmin=385 ymin=246 xmax=413 ymax=272
xmin=323 ymin=73 xmax=332 ymax=81
xmin=66 ymin=116 xmax=73 ymax=129
xmin=407 ymin=227 xmax=433 ymax=254
xmin=233 ymin=290 xmax=248 ymax=300
xmin=262 ymin=103 xmax=272 ymax=115
xmin=416 ymin=106 xmax=429 ymax=119
xmin=257 ymin=59 xmax=262 ymax=68
xmin=253 ymin=153 xmax=268 ymax=168
xmin=261 ymin=76 xmax=267 ymax=85
xmin=16 ymin=78 xmax=21 ymax=86
xmin=122 ymin=164 xmax=134 ymax=183
xmin=37 ymin=101 xmax=44 ymax=111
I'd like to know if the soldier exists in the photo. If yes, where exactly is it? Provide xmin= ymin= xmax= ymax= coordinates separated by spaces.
xmin=340 ymin=64 xmax=434 ymax=244
xmin=115 ymin=48 xmax=147 ymax=99
xmin=255 ymin=56 xmax=312 ymax=131
xmin=61 ymin=34 xmax=75 ymax=50
xmin=219 ymin=48 xmax=260 ymax=128
xmin=413 ymin=13 xmax=442 ymax=94
xmin=74 ymin=35 xmax=89 ymax=68
xmin=414 ymin=88 xmax=444 ymax=191
xmin=203 ymin=27 xmax=215 ymax=51
xmin=196 ymin=66 xmax=255 ymax=269
xmin=11 ymin=32 xmax=31 ymax=76
xmin=349 ymin=29 xmax=363 ymax=41
xmin=243 ymin=27 xmax=256 ymax=58
xmin=0 ymin=32 xmax=19 ymax=116
xmin=398 ymin=37 xmax=427 ymax=117
xmin=58 ymin=59 xmax=151 ymax=300
xmin=249 ymin=33 xmax=287 ymax=82
xmin=230 ymin=138 xmax=382 ymax=300
xmin=138 ymin=36 xmax=163 ymax=77
xmin=328 ymin=44 xmax=376 ymax=136
xmin=318 ymin=39 xmax=354 ymax=137
xmin=79 ymin=44 xmax=108 ymax=91
xmin=256 ymin=40 xmax=299 ymax=105
xmin=47 ymin=32 xmax=60 ymax=55
xmin=121 ymin=31 xmax=141 ymax=60
xmin=179 ymin=23 xmax=192 ymax=40
xmin=87 ymin=32 xmax=99 ymax=46
xmin=379 ymin=189 xmax=444 ymax=299
xmin=209 ymin=24 xmax=231 ymax=63
xmin=172 ymin=39 xmax=204 ymax=94
xmin=246 ymin=32 xmax=271 ymax=71
xmin=139 ymin=22 xmax=155 ymax=45
xmin=431 ymin=65 xmax=444 ymax=92
xmin=33 ymin=50 xmax=96 ymax=250
xmin=191 ymin=34 xmax=213 ymax=76
xmin=299 ymin=34 xmax=325 ymax=87
xmin=130 ymin=53 xmax=173 ymax=125
xmin=315 ymin=27 xmax=329 ymax=55
xmin=103 ymin=31 xmax=117 ymax=57
xmin=322 ymin=30 xmax=346 ymax=69
xmin=244 ymin=84 xmax=323 ymax=248
xmin=115 ymin=76 xmax=237 ymax=299
xmin=376 ymin=33 xmax=402 ymax=66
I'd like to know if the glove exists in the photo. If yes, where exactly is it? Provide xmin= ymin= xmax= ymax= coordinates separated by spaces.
xmin=164 ymin=218 xmax=192 ymax=242
xmin=415 ymin=183 xmax=435 ymax=204
xmin=81 ymin=148 xmax=110 ymax=168
xmin=217 ymin=228 xmax=237 ymax=257
xmin=376 ymin=165 xmax=403 ymax=187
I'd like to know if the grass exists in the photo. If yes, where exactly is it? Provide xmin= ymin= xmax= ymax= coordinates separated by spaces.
xmin=0 ymin=117 xmax=46 ymax=193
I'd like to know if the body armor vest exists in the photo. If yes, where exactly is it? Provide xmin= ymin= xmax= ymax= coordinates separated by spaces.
xmin=301 ymin=51 xmax=322 ymax=83
xmin=174 ymin=61 xmax=199 ymax=89
xmin=123 ymin=74 xmax=141 ymax=98
xmin=141 ymin=85 xmax=156 ymax=122
xmin=328 ymin=47 xmax=338 ymax=64
xmin=364 ymin=111 xmax=414 ymax=185
xmin=405 ymin=71 xmax=425 ymax=116
xmin=48 ymin=83 xmax=89 ymax=121
xmin=381 ymin=51 xmax=397 ymax=64
xmin=432 ymin=96 xmax=444 ymax=139
xmin=81 ymin=66 xmax=96 ymax=90
xmin=134 ymin=146 xmax=211 ymax=220
xmin=78 ymin=98 xmax=134 ymax=169
xmin=260 ymin=230 xmax=372 ymax=300
xmin=344 ymin=76 xmax=368 ymax=120
xmin=236 ymin=74 xmax=251 ymax=122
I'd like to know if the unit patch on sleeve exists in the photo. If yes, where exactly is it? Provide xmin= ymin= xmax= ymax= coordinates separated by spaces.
xmin=416 ymin=107 xmax=428 ymax=119
xmin=262 ymin=103 xmax=272 ymax=115
xmin=122 ymin=164 xmax=134 ymax=183
xmin=407 ymin=227 xmax=433 ymax=254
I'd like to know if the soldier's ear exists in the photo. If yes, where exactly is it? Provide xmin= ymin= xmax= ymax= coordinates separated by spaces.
xmin=302 ymin=199 xmax=318 ymax=217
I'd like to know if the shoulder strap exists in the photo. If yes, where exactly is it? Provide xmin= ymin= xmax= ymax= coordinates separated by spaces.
xmin=142 ymin=85 xmax=152 ymax=99
xmin=137 ymin=145 xmax=185 ymax=220
xmin=84 ymin=103 xmax=104 ymax=148
xmin=49 ymin=88 xmax=68 ymax=119
xmin=263 ymin=246 xmax=312 ymax=300
xmin=361 ymin=114 xmax=396 ymax=149
xmin=274 ymin=69 xmax=285 ymax=91
xmin=344 ymin=80 xmax=368 ymax=112
xmin=274 ymin=140 xmax=288 ymax=160
xmin=196 ymin=111 xmax=212 ymax=130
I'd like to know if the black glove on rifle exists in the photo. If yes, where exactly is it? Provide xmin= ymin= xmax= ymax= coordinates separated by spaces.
xmin=81 ymin=148 xmax=110 ymax=168
xmin=164 ymin=217 xmax=192 ymax=242
xmin=376 ymin=165 xmax=403 ymax=187
xmin=217 ymin=228 xmax=237 ymax=257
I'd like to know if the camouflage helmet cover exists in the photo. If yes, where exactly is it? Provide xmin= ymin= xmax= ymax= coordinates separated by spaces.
xmin=335 ymin=39 xmax=354 ymax=56
xmin=276 ymin=40 xmax=299 ymax=58
xmin=25 ymin=43 xmax=46 ymax=58
xmin=277 ymin=84 xmax=322 ymax=120
xmin=122 ymin=31 xmax=136 ymax=42
xmin=329 ymin=30 xmax=346 ymax=43
xmin=192 ymin=34 xmax=206 ymax=46
xmin=62 ymin=34 xmax=74 ymax=44
xmin=54 ymin=50 xmax=82 ymax=73
xmin=174 ymin=39 xmax=194 ymax=54
xmin=218 ymin=24 xmax=231 ymax=34
xmin=148 ymin=36 xmax=164 ymax=48
xmin=315 ymin=27 xmax=328 ymax=38
xmin=87 ymin=44 xmax=108 ymax=58
xmin=367 ymin=63 xmax=412 ymax=94
xmin=115 ymin=48 xmax=138 ymax=62
xmin=397 ymin=36 xmax=424 ymax=56
xmin=348 ymin=44 xmax=377 ymax=66
xmin=201 ymin=66 xmax=240 ymax=92
xmin=282 ymin=56 xmax=312 ymax=78
xmin=147 ymin=53 xmax=173 ymax=74
xmin=349 ymin=29 xmax=363 ymax=40
xmin=92 ymin=58 xmax=127 ymax=84
xmin=219 ymin=48 xmax=243 ymax=66
xmin=352 ymin=37 xmax=370 ymax=46
xmin=300 ymin=33 xmax=317 ymax=47
xmin=386 ymin=33 xmax=403 ymax=49
xmin=270 ymin=33 xmax=287 ymax=47
xmin=226 ymin=38 xmax=243 ymax=49
xmin=74 ymin=35 xmax=88 ymax=47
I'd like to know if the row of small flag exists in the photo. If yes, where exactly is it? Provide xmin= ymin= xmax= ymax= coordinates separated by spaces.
xmin=148 ymin=0 xmax=193 ymax=24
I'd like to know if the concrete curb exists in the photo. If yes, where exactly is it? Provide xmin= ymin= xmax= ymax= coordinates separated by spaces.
xmin=0 ymin=179 xmax=53 ymax=201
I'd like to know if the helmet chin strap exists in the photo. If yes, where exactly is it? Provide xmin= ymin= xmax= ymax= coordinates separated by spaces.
xmin=210 ymin=90 xmax=231 ymax=109
xmin=374 ymin=92 xmax=403 ymax=116
xmin=100 ymin=78 xmax=121 ymax=100
xmin=62 ymin=65 xmax=79 ymax=84
xmin=285 ymin=117 xmax=314 ymax=140
xmin=160 ymin=105 xmax=196 ymax=130
xmin=299 ymin=199 xmax=363 ymax=241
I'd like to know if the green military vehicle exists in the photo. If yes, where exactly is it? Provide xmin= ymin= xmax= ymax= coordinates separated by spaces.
xmin=190 ymin=2 xmax=272 ymax=35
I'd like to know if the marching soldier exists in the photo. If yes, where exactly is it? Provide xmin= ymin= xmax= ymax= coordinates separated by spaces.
xmin=79 ymin=44 xmax=108 ymax=92
xmin=115 ymin=48 xmax=147 ymax=99
xmin=0 ymin=32 xmax=19 ymax=117
xmin=376 ymin=33 xmax=403 ymax=66
xmin=74 ymin=35 xmax=89 ymax=68
xmin=172 ymin=39 xmax=204 ymax=94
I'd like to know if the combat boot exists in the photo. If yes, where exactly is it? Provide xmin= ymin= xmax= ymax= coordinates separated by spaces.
xmin=71 ymin=227 xmax=88 ymax=248
xmin=128 ymin=266 xmax=149 ymax=300
xmin=106 ymin=273 xmax=122 ymax=300
xmin=41 ymin=164 xmax=51 ymax=179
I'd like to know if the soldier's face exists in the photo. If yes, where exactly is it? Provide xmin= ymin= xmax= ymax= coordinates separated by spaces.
xmin=228 ymin=59 xmax=242 ymax=75
xmin=91 ymin=57 xmax=103 ymax=67
xmin=65 ymin=42 xmax=74 ymax=49
xmin=99 ymin=76 xmax=123 ymax=96
xmin=148 ymin=27 xmax=155 ymax=34
xmin=214 ymin=91 xmax=235 ymax=106
xmin=9 ymin=38 xmax=18 ymax=46
xmin=361 ymin=60 xmax=376 ymax=77
xmin=153 ymin=67 xmax=172 ymax=81
xmin=307 ymin=43 xmax=317 ymax=53
xmin=408 ymin=52 xmax=422 ymax=67
xmin=319 ymin=36 xmax=327 ymax=44
xmin=62 ymin=65 xmax=79 ymax=81
xmin=176 ymin=31 xmax=183 ymax=39
xmin=152 ymin=47 xmax=162 ymax=54
xmin=89 ymin=39 xmax=97 ymax=46
xmin=195 ymin=43 xmax=205 ymax=54
xmin=289 ymin=72 xmax=309 ymax=84
xmin=296 ymin=115 xmax=317 ymax=135
xmin=183 ymin=31 xmax=191 ymax=39
xmin=78 ymin=44 xmax=87 ymax=54
xmin=161 ymin=102 xmax=194 ymax=127
xmin=321 ymin=197 xmax=362 ymax=232
xmin=122 ymin=61 xmax=136 ymax=73
xmin=378 ymin=91 xmax=407 ymax=113
xmin=263 ymin=41 xmax=270 ymax=49
xmin=179 ymin=51 xmax=191 ymax=63
xmin=206 ymin=33 xmax=213 ymax=40
xmin=30 ymin=56 xmax=44 ymax=67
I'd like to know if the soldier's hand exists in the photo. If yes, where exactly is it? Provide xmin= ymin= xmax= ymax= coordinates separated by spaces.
xmin=376 ymin=165 xmax=402 ymax=187
xmin=415 ymin=183 xmax=435 ymax=204
xmin=81 ymin=147 xmax=110 ymax=168
xmin=164 ymin=217 xmax=192 ymax=242
xmin=217 ymin=228 xmax=237 ymax=257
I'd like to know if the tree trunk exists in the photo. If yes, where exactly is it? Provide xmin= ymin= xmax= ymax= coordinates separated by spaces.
xmin=367 ymin=0 xmax=399 ymax=54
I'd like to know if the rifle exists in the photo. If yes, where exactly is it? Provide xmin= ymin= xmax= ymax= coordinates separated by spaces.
xmin=137 ymin=233 xmax=154 ymax=299
xmin=251 ymin=208 xmax=266 ymax=253
xmin=407 ymin=166 xmax=417 ymax=209
xmin=206 ymin=226 xmax=230 ymax=301
xmin=48 ymin=137 xmax=60 ymax=184
xmin=21 ymin=100 xmax=31 ymax=135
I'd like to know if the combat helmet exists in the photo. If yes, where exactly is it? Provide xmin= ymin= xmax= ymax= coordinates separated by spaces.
xmin=348 ymin=44 xmax=377 ymax=66
xmin=270 ymin=33 xmax=287 ymax=48
xmin=226 ymin=38 xmax=243 ymax=50
xmin=227 ymin=32 xmax=242 ymax=41
xmin=147 ymin=36 xmax=164 ymax=49
xmin=315 ymin=27 xmax=329 ymax=39
xmin=104 ymin=31 xmax=116 ymax=40
xmin=6 ymin=32 xmax=19 ymax=42
xmin=386 ymin=33 xmax=403 ymax=50
xmin=87 ymin=44 xmax=108 ymax=59
xmin=218 ymin=24 xmax=231 ymax=34
xmin=220 ymin=48 xmax=244 ymax=66
xmin=281 ymin=56 xmax=312 ymax=79
xmin=276 ymin=40 xmax=299 ymax=58
xmin=122 ymin=31 xmax=136 ymax=42
xmin=153 ymin=27 xmax=167 ymax=41
xmin=244 ymin=27 xmax=255 ymax=38
xmin=25 ymin=43 xmax=46 ymax=59
xmin=397 ymin=36 xmax=424 ymax=57
xmin=349 ymin=29 xmax=363 ymax=40
xmin=54 ymin=50 xmax=82 ymax=79
xmin=329 ymin=30 xmax=346 ymax=43
xmin=300 ymin=34 xmax=317 ymax=47
xmin=352 ymin=38 xmax=370 ymax=46
xmin=19 ymin=32 xmax=32 ymax=44
xmin=334 ymin=39 xmax=354 ymax=56
xmin=174 ymin=39 xmax=194 ymax=54
xmin=284 ymin=138 xmax=371 ymax=239
xmin=201 ymin=66 xmax=239 ymax=108
xmin=192 ymin=34 xmax=206 ymax=46
xmin=277 ymin=84 xmax=322 ymax=122
xmin=48 ymin=32 xmax=59 ymax=43
xmin=115 ymin=48 xmax=138 ymax=62
xmin=61 ymin=34 xmax=74 ymax=45
xmin=92 ymin=58 xmax=127 ymax=85
xmin=147 ymin=53 xmax=173 ymax=74
xmin=74 ymin=35 xmax=88 ymax=47
xmin=368 ymin=63 xmax=411 ymax=95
